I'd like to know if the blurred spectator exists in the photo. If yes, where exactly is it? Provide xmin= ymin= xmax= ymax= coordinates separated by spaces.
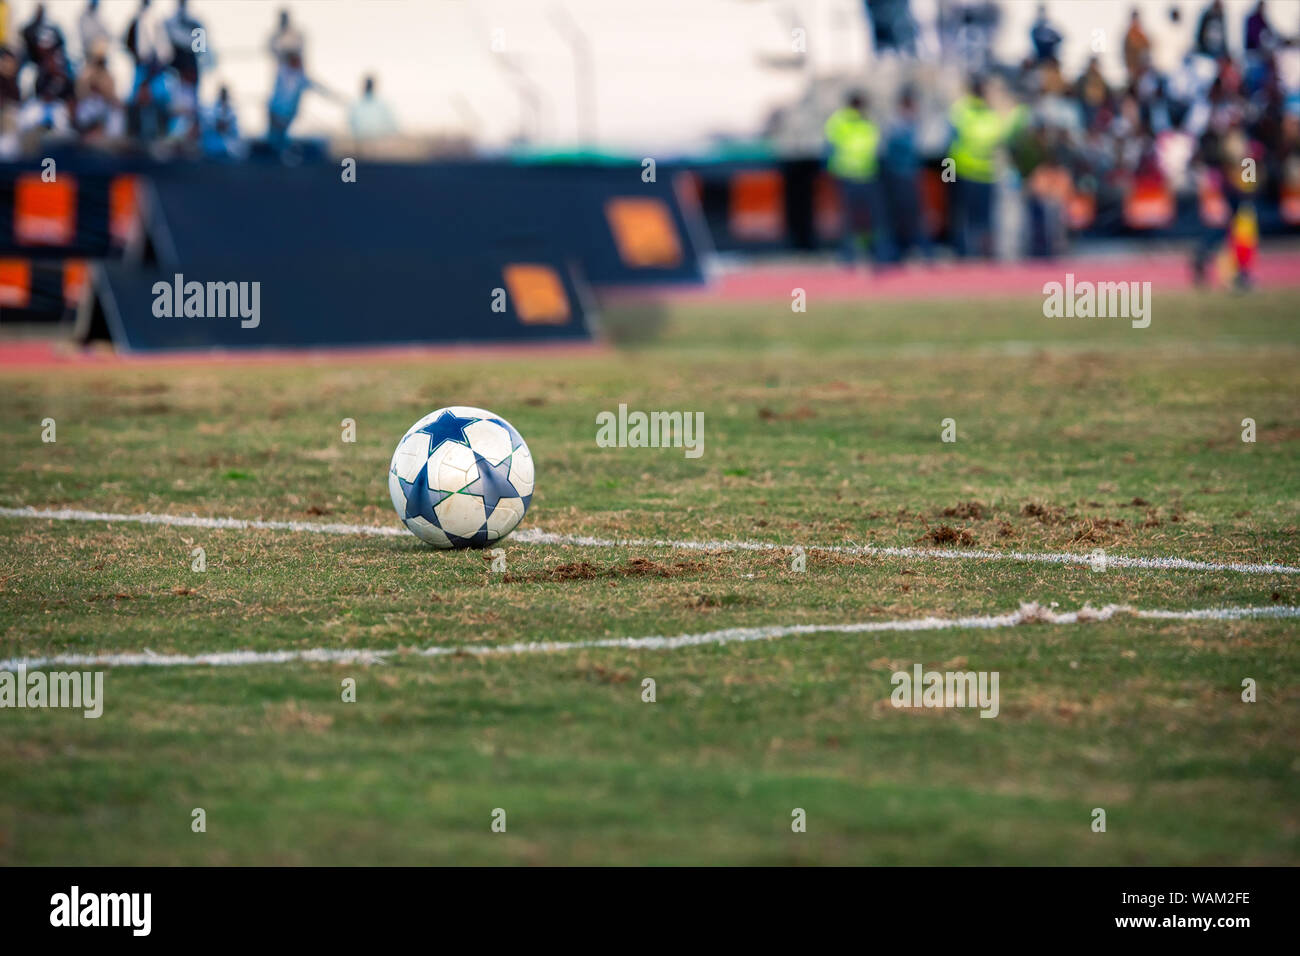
xmin=269 ymin=8 xmax=305 ymax=67
xmin=18 ymin=70 xmax=72 ymax=139
xmin=950 ymin=1 xmax=1002 ymax=73
xmin=865 ymin=0 xmax=918 ymax=56
xmin=74 ymin=50 xmax=123 ymax=141
xmin=825 ymin=91 xmax=893 ymax=265
xmin=164 ymin=0 xmax=206 ymax=143
xmin=1011 ymin=116 xmax=1069 ymax=257
xmin=0 ymin=46 xmax=19 ymax=158
xmin=948 ymin=75 xmax=1026 ymax=257
xmin=1192 ymin=121 xmax=1262 ymax=286
xmin=1075 ymin=56 xmax=1111 ymax=129
xmin=0 ymin=46 xmax=17 ymax=108
xmin=1123 ymin=8 xmax=1151 ymax=79
xmin=1244 ymin=2 xmax=1278 ymax=56
xmin=125 ymin=0 xmax=172 ymax=141
xmin=201 ymin=85 xmax=243 ymax=159
xmin=267 ymin=51 xmax=334 ymax=154
xmin=165 ymin=0 xmax=204 ymax=85
xmin=0 ymin=0 xmax=9 ymax=49
xmin=1195 ymin=1 xmax=1228 ymax=59
xmin=20 ymin=4 xmax=64 ymax=66
xmin=1029 ymin=4 xmax=1062 ymax=64
xmin=881 ymin=86 xmax=932 ymax=260
xmin=21 ymin=3 xmax=72 ymax=99
xmin=78 ymin=0 xmax=110 ymax=61
xmin=349 ymin=74 xmax=397 ymax=139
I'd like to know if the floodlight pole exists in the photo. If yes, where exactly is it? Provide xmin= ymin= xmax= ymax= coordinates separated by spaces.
xmin=549 ymin=5 xmax=596 ymax=148
xmin=494 ymin=53 xmax=545 ymax=144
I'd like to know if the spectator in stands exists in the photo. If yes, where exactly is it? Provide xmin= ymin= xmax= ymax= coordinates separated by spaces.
xmin=78 ymin=0 xmax=110 ymax=62
xmin=349 ymin=74 xmax=397 ymax=140
xmin=882 ymin=86 xmax=931 ymax=260
xmin=825 ymin=91 xmax=893 ymax=266
xmin=1195 ymin=1 xmax=1229 ymax=59
xmin=1123 ymin=9 xmax=1151 ymax=80
xmin=1244 ymin=2 xmax=1278 ymax=57
xmin=165 ymin=0 xmax=204 ymax=85
xmin=125 ymin=0 xmax=172 ymax=141
xmin=21 ymin=3 xmax=72 ymax=99
xmin=164 ymin=0 xmax=206 ymax=143
xmin=946 ymin=1 xmax=1001 ymax=73
xmin=74 ymin=50 xmax=122 ymax=142
xmin=0 ymin=47 xmax=19 ymax=159
xmin=201 ymin=85 xmax=243 ymax=160
xmin=864 ymin=0 xmax=918 ymax=57
xmin=269 ymin=8 xmax=305 ymax=67
xmin=267 ymin=50 xmax=334 ymax=155
xmin=1029 ymin=4 xmax=1062 ymax=64
xmin=0 ymin=47 xmax=17 ymax=108
xmin=1075 ymin=56 xmax=1111 ymax=130
xmin=18 ymin=69 xmax=72 ymax=140
xmin=20 ymin=4 xmax=62 ymax=66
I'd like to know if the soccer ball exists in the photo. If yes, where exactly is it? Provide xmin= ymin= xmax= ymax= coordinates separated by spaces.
xmin=388 ymin=406 xmax=534 ymax=548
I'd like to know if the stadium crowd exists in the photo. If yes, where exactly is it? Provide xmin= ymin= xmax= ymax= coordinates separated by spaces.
xmin=0 ymin=0 xmax=396 ymax=160
xmin=834 ymin=1 xmax=1299 ymax=269
xmin=1010 ymin=0 xmax=1297 ymax=261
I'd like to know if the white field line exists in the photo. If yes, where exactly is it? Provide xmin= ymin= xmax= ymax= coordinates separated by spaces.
xmin=2 ymin=505 xmax=1298 ymax=576
xmin=1 ymin=603 xmax=1296 ymax=671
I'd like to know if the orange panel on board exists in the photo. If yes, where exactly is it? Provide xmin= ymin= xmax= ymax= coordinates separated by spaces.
xmin=503 ymin=264 xmax=571 ymax=325
xmin=728 ymin=170 xmax=784 ymax=241
xmin=605 ymin=197 xmax=683 ymax=268
xmin=14 ymin=175 xmax=77 ymax=246
xmin=110 ymin=175 xmax=141 ymax=245
xmin=0 ymin=260 xmax=32 ymax=308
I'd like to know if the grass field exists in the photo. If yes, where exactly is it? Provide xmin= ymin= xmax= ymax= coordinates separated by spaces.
xmin=1 ymin=287 xmax=1298 ymax=864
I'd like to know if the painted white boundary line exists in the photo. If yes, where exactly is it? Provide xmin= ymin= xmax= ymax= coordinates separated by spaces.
xmin=2 ymin=505 xmax=1298 ymax=576
xmin=1 ymin=603 xmax=1296 ymax=670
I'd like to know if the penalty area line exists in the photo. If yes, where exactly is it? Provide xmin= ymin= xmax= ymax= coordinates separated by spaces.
xmin=1 ymin=603 xmax=1297 ymax=670
xmin=2 ymin=505 xmax=1298 ymax=576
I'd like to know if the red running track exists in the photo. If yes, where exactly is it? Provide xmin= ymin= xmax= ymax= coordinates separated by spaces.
xmin=679 ymin=248 xmax=1300 ymax=303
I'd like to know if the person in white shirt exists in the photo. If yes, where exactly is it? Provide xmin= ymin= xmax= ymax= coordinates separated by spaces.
xmin=78 ymin=0 xmax=111 ymax=62
xmin=348 ymin=75 xmax=397 ymax=140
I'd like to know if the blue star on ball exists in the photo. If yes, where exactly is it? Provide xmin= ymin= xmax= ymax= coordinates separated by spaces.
xmin=413 ymin=410 xmax=479 ymax=451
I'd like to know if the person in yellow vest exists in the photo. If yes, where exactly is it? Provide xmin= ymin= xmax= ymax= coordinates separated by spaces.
xmin=947 ymin=76 xmax=1026 ymax=258
xmin=825 ymin=91 xmax=894 ymax=266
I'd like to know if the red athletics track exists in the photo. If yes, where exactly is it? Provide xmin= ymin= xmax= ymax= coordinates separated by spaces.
xmin=679 ymin=247 xmax=1300 ymax=303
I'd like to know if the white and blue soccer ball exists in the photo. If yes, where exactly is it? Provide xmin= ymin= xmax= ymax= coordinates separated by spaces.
xmin=388 ymin=406 xmax=534 ymax=549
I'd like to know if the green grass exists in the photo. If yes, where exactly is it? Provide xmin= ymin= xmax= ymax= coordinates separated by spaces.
xmin=1 ymin=288 xmax=1298 ymax=864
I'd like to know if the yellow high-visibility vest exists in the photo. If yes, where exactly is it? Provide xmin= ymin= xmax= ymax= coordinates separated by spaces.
xmin=824 ymin=108 xmax=881 ymax=182
xmin=949 ymin=95 xmax=1024 ymax=184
